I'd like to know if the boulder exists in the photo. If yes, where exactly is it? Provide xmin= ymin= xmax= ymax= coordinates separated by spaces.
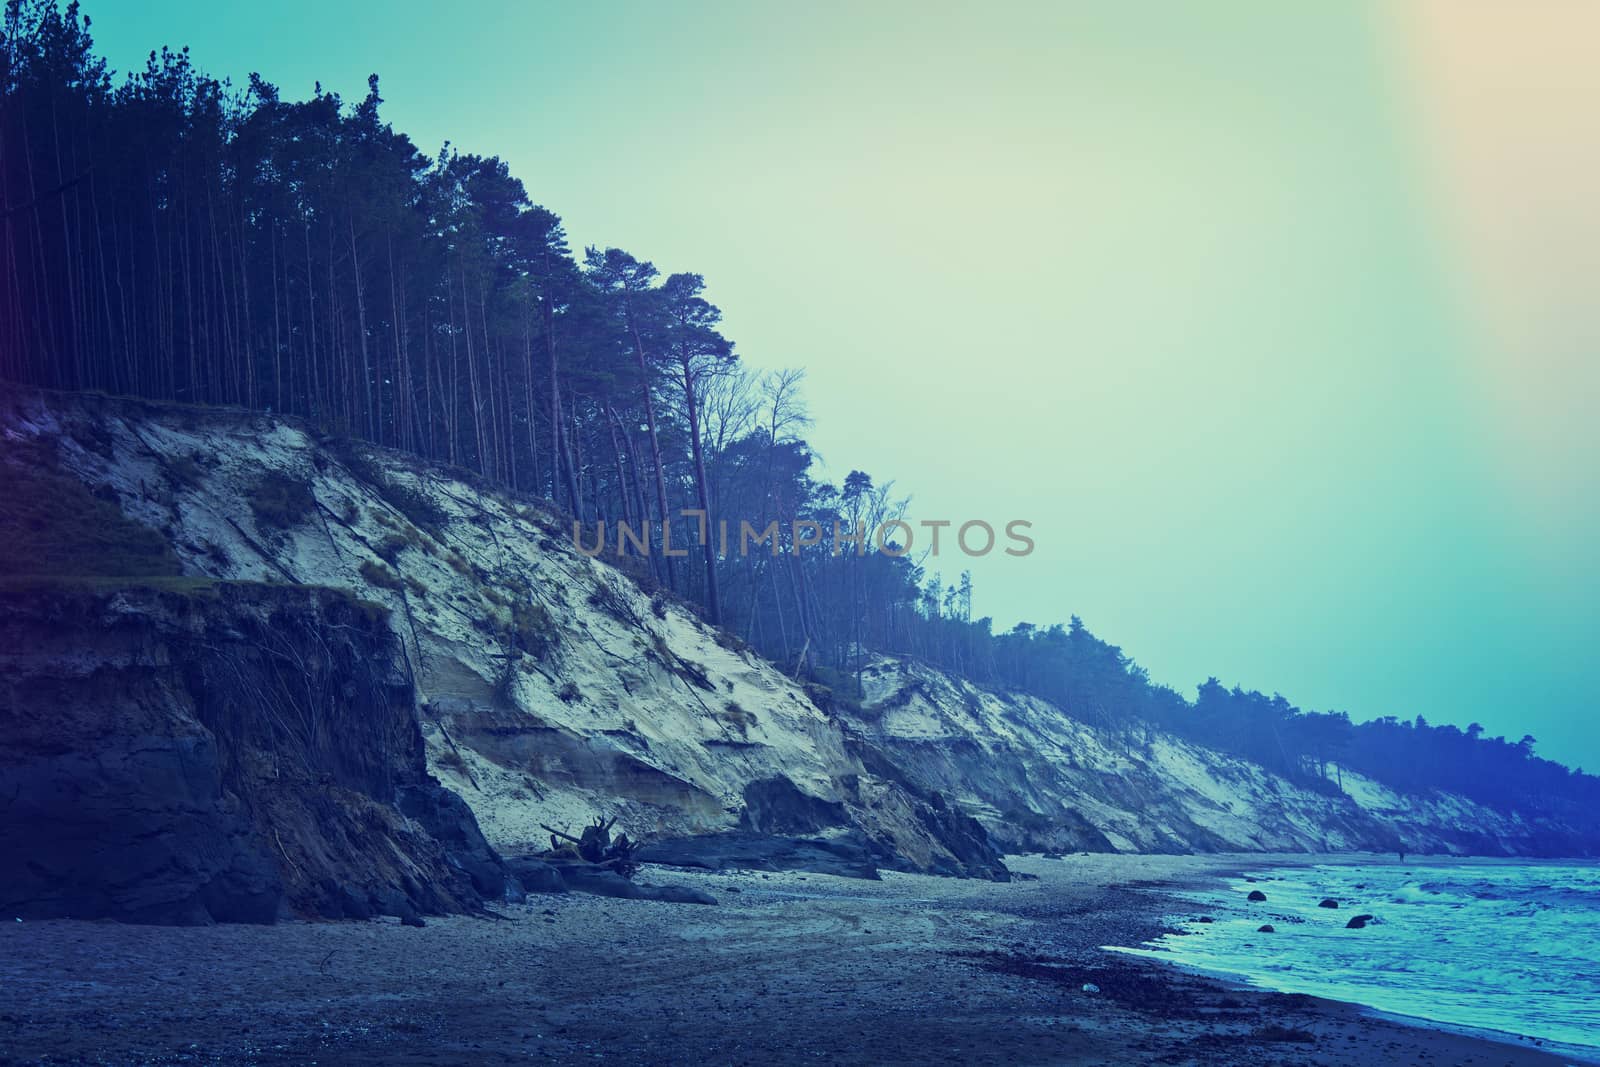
xmin=1257 ymin=924 xmax=1276 ymax=933
xmin=504 ymin=857 xmax=568 ymax=895
xmin=1247 ymin=889 xmax=1268 ymax=902
xmin=1318 ymin=898 xmax=1340 ymax=909
xmin=1346 ymin=913 xmax=1377 ymax=929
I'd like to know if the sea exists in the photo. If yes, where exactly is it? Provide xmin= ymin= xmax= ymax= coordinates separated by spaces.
xmin=1110 ymin=861 xmax=1600 ymax=1059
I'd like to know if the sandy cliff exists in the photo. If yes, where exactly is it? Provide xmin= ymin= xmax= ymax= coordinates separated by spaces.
xmin=2 ymin=384 xmax=1588 ymax=922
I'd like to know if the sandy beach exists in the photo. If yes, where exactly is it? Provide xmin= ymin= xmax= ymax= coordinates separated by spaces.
xmin=1 ymin=853 xmax=1579 ymax=1066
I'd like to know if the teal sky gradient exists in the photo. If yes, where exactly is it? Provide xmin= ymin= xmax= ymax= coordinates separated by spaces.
xmin=88 ymin=2 xmax=1599 ymax=768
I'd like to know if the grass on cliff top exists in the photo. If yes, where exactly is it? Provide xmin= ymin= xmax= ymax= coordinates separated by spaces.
xmin=0 ymin=460 xmax=184 ymax=579
xmin=0 ymin=458 xmax=391 ymax=627
xmin=0 ymin=573 xmax=219 ymax=597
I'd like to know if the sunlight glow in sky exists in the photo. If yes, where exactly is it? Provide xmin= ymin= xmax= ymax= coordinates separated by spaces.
xmin=89 ymin=1 xmax=1599 ymax=767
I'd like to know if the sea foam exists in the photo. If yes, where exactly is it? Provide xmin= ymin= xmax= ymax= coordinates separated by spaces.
xmin=1111 ymin=861 xmax=1600 ymax=1056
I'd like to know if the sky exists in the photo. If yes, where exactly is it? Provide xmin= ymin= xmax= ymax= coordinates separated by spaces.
xmin=87 ymin=1 xmax=1599 ymax=768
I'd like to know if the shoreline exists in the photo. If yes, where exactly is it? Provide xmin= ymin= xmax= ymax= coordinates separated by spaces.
xmin=2 ymin=852 xmax=1586 ymax=1065
xmin=1096 ymin=852 xmax=1599 ymax=1066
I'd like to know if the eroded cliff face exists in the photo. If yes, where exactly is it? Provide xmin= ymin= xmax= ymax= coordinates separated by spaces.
xmin=0 ymin=387 xmax=1004 ymax=879
xmin=4 ymin=386 xmax=1585 ymax=885
xmin=848 ymin=658 xmax=1592 ymax=857
xmin=0 ymin=581 xmax=508 ymax=923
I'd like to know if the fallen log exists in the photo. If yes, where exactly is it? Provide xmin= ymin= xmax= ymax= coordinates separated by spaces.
xmin=539 ymin=815 xmax=639 ymax=878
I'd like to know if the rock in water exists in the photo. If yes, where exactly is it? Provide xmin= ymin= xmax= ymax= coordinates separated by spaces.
xmin=1248 ymin=889 xmax=1268 ymax=902
xmin=1318 ymin=898 xmax=1340 ymax=909
xmin=1257 ymin=924 xmax=1276 ymax=933
xmin=1346 ymin=913 xmax=1377 ymax=929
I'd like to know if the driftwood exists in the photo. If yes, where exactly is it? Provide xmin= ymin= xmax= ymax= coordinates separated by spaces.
xmin=539 ymin=815 xmax=639 ymax=879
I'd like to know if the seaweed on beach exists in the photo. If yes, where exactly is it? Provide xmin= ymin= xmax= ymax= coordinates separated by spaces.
xmin=948 ymin=950 xmax=1216 ymax=1020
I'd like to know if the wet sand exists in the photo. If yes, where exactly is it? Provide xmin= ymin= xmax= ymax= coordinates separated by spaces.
xmin=0 ymin=853 xmax=1578 ymax=1065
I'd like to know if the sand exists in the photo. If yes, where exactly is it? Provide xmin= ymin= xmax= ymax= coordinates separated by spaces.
xmin=0 ymin=853 xmax=1579 ymax=1065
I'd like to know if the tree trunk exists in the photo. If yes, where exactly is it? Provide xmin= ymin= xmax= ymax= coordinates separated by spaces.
xmin=626 ymin=299 xmax=674 ymax=589
xmin=679 ymin=355 xmax=720 ymax=624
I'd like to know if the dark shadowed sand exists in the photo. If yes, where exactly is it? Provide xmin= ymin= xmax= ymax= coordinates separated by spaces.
xmin=0 ymin=853 xmax=1579 ymax=1065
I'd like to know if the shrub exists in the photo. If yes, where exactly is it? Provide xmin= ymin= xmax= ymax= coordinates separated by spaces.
xmin=359 ymin=559 xmax=405 ymax=592
xmin=168 ymin=453 xmax=206 ymax=490
xmin=380 ymin=479 xmax=449 ymax=534
xmin=719 ymin=701 xmax=757 ymax=733
xmin=586 ymin=579 xmax=635 ymax=623
xmin=202 ymin=539 xmax=233 ymax=570
xmin=810 ymin=666 xmax=864 ymax=714
xmin=494 ymin=654 xmax=522 ymax=704
xmin=507 ymin=598 xmax=557 ymax=660
xmin=326 ymin=437 xmax=448 ymax=532
xmin=610 ymin=550 xmax=661 ymax=596
xmin=248 ymin=471 xmax=316 ymax=531
xmin=802 ymin=682 xmax=835 ymax=713
xmin=434 ymin=747 xmax=470 ymax=777
xmin=677 ymin=656 xmax=715 ymax=692
xmin=375 ymin=532 xmax=413 ymax=564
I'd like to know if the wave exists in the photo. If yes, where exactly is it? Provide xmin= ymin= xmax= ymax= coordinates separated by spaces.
xmin=1111 ymin=861 xmax=1600 ymax=1053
